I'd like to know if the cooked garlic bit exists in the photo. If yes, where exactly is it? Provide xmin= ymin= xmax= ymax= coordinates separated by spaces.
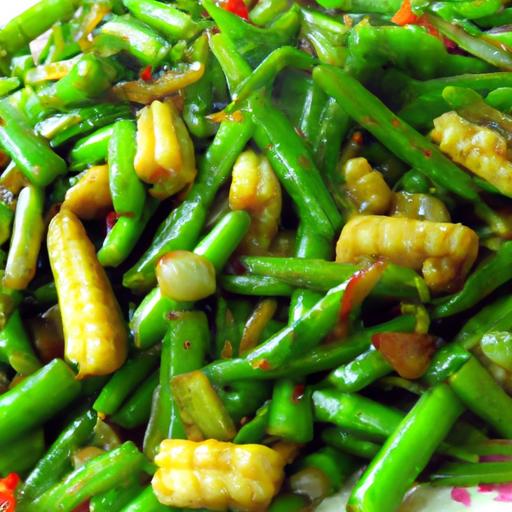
xmin=336 ymin=215 xmax=478 ymax=293
xmin=391 ymin=191 xmax=451 ymax=223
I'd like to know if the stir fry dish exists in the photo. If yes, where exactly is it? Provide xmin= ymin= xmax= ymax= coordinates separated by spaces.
xmin=2 ymin=0 xmax=512 ymax=511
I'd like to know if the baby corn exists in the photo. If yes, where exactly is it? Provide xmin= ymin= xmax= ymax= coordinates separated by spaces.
xmin=134 ymin=99 xmax=196 ymax=200
xmin=47 ymin=208 xmax=127 ymax=378
xmin=343 ymin=157 xmax=393 ymax=214
xmin=229 ymin=150 xmax=282 ymax=255
xmin=336 ymin=215 xmax=478 ymax=293
xmin=63 ymin=164 xmax=112 ymax=220
xmin=152 ymin=439 xmax=286 ymax=511
xmin=431 ymin=111 xmax=512 ymax=197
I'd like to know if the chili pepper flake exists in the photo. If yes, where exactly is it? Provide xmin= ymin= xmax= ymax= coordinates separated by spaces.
xmin=252 ymin=358 xmax=271 ymax=371
xmin=139 ymin=65 xmax=153 ymax=82
xmin=220 ymin=0 xmax=249 ymax=20
xmin=0 ymin=474 xmax=19 ymax=512
xmin=106 ymin=211 xmax=122 ymax=233
xmin=292 ymin=384 xmax=305 ymax=403
xmin=391 ymin=0 xmax=419 ymax=26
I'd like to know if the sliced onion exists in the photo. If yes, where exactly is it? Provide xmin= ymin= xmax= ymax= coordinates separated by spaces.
xmin=157 ymin=250 xmax=216 ymax=302
xmin=113 ymin=62 xmax=204 ymax=104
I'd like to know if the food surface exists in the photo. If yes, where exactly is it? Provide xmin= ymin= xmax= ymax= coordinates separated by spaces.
xmin=1 ymin=1 xmax=512 ymax=511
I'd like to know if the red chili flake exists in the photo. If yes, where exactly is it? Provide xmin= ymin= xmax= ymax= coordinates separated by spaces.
xmin=105 ymin=211 xmax=121 ymax=233
xmin=240 ymin=416 xmax=249 ymax=426
xmin=391 ymin=0 xmax=420 ymax=26
xmin=221 ymin=0 xmax=249 ymax=20
xmin=372 ymin=332 xmax=437 ymax=379
xmin=391 ymin=118 xmax=401 ymax=128
xmin=221 ymin=340 xmax=233 ymax=359
xmin=351 ymin=131 xmax=364 ymax=145
xmin=72 ymin=500 xmax=91 ymax=512
xmin=183 ymin=340 xmax=191 ymax=350
xmin=252 ymin=359 xmax=271 ymax=371
xmin=392 ymin=4 xmax=461 ymax=53
xmin=340 ymin=260 xmax=387 ymax=322
xmin=0 ymin=474 xmax=19 ymax=512
xmin=139 ymin=65 xmax=153 ymax=82
xmin=167 ymin=311 xmax=180 ymax=320
xmin=229 ymin=257 xmax=247 ymax=276
xmin=292 ymin=384 xmax=305 ymax=403
xmin=423 ymin=149 xmax=432 ymax=158
xmin=294 ymin=127 xmax=306 ymax=138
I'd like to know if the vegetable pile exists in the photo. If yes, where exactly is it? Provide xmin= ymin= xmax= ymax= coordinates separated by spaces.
xmin=1 ymin=0 xmax=512 ymax=511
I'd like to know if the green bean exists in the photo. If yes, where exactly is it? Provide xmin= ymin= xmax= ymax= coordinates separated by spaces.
xmin=94 ymin=347 xmax=160 ymax=417
xmin=233 ymin=401 xmax=270 ymax=444
xmin=20 ymin=410 xmax=97 ymax=502
xmin=0 ymin=309 xmax=40 ymax=375
xmin=98 ymin=15 xmax=169 ymax=67
xmin=123 ymin=0 xmax=200 ymax=41
xmin=0 ymin=101 xmax=67 ymax=186
xmin=4 ymin=185 xmax=44 ymax=290
xmin=90 ymin=480 xmax=144 ymax=512
xmin=328 ymin=348 xmax=394 ymax=393
xmin=25 ymin=442 xmax=146 ymax=512
xmin=0 ymin=359 xmax=81 ymax=446
xmin=220 ymin=275 xmax=295 ymax=297
xmin=69 ymin=124 xmax=114 ymax=171
xmin=240 ymin=256 xmax=428 ymax=300
xmin=144 ymin=311 xmax=209 ymax=459
xmin=204 ymin=315 xmax=416 ymax=383
xmin=267 ymin=380 xmax=313 ymax=443
xmin=322 ymin=427 xmax=381 ymax=459
xmin=449 ymin=357 xmax=512 ymax=438
xmin=98 ymin=197 xmax=159 ymax=268
xmin=108 ymin=119 xmax=146 ymax=218
xmin=0 ymin=429 xmax=44 ymax=477
xmin=432 ymin=461 xmax=512 ymax=487
xmin=120 ymin=486 xmax=177 ymax=512
xmin=433 ymin=241 xmax=512 ymax=318
xmin=347 ymin=384 xmax=464 ymax=512
xmin=111 ymin=370 xmax=158 ymax=429
xmin=0 ymin=0 xmax=79 ymax=60
xmin=39 ymin=55 xmax=118 ymax=108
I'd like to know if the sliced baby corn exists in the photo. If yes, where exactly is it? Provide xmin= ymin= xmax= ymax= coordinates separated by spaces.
xmin=134 ymin=99 xmax=196 ymax=200
xmin=63 ymin=164 xmax=112 ymax=219
xmin=431 ymin=111 xmax=512 ymax=197
xmin=153 ymin=439 xmax=285 ymax=511
xmin=47 ymin=208 xmax=127 ymax=378
xmin=229 ymin=150 xmax=282 ymax=255
xmin=336 ymin=215 xmax=478 ymax=293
